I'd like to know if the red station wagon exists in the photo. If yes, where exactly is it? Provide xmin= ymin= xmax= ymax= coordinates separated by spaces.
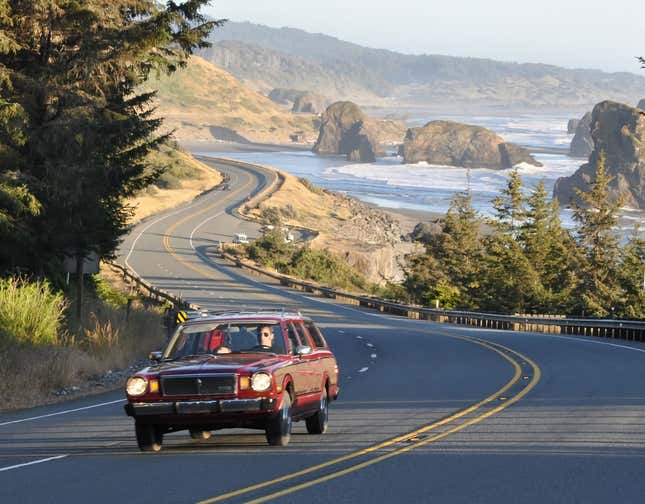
xmin=124 ymin=310 xmax=340 ymax=451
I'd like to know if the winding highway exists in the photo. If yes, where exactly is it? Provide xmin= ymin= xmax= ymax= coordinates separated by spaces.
xmin=2 ymin=158 xmax=645 ymax=503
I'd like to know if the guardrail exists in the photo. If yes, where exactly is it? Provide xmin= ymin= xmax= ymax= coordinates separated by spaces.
xmin=220 ymin=251 xmax=645 ymax=342
xmin=108 ymin=262 xmax=199 ymax=311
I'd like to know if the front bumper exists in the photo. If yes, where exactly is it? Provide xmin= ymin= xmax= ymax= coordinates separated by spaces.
xmin=124 ymin=398 xmax=276 ymax=417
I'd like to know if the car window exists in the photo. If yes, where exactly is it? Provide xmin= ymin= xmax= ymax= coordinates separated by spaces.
xmin=293 ymin=322 xmax=313 ymax=348
xmin=304 ymin=320 xmax=327 ymax=348
xmin=285 ymin=323 xmax=301 ymax=354
xmin=165 ymin=321 xmax=287 ymax=358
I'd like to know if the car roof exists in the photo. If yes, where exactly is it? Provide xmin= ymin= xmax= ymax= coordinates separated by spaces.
xmin=182 ymin=309 xmax=308 ymax=326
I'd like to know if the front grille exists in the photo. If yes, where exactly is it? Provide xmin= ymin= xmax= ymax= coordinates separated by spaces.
xmin=161 ymin=374 xmax=237 ymax=397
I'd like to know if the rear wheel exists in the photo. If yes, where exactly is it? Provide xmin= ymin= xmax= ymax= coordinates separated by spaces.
xmin=306 ymin=387 xmax=329 ymax=434
xmin=135 ymin=421 xmax=163 ymax=452
xmin=189 ymin=429 xmax=212 ymax=440
xmin=266 ymin=393 xmax=292 ymax=446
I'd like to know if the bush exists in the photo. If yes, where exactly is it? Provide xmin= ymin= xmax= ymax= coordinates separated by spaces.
xmin=92 ymin=274 xmax=129 ymax=308
xmin=0 ymin=277 xmax=68 ymax=346
xmin=287 ymin=247 xmax=366 ymax=291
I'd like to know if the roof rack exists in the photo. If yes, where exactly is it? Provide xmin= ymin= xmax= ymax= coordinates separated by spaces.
xmin=206 ymin=306 xmax=303 ymax=317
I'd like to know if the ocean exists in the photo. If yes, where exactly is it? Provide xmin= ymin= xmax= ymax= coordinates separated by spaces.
xmin=194 ymin=113 xmax=643 ymax=230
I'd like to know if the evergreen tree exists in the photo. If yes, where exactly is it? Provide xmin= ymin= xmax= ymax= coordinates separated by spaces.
xmin=491 ymin=169 xmax=525 ymax=232
xmin=0 ymin=1 xmax=222 ymax=278
xmin=520 ymin=181 xmax=578 ymax=312
xmin=482 ymin=170 xmax=539 ymax=313
xmin=570 ymin=151 xmax=624 ymax=316
xmin=406 ymin=192 xmax=485 ymax=309
xmin=617 ymin=226 xmax=644 ymax=318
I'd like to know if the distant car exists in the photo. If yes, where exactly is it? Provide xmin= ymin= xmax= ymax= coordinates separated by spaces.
xmin=124 ymin=310 xmax=340 ymax=451
xmin=233 ymin=233 xmax=249 ymax=244
xmin=220 ymin=183 xmax=230 ymax=191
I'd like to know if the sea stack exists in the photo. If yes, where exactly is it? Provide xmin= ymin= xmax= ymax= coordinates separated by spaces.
xmin=400 ymin=121 xmax=541 ymax=169
xmin=554 ymin=100 xmax=645 ymax=210
xmin=312 ymin=101 xmax=380 ymax=163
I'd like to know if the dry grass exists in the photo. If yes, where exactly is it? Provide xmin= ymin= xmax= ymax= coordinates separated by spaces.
xmin=141 ymin=56 xmax=318 ymax=144
xmin=127 ymin=150 xmax=222 ymax=223
xmin=0 ymin=270 xmax=167 ymax=412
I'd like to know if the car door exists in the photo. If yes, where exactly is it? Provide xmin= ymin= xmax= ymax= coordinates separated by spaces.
xmin=292 ymin=320 xmax=321 ymax=411
xmin=283 ymin=321 xmax=310 ymax=413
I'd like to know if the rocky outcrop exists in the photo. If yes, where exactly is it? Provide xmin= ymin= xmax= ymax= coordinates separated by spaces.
xmin=312 ymin=101 xmax=381 ymax=163
xmin=554 ymin=100 xmax=645 ymax=209
xmin=209 ymin=126 xmax=250 ymax=144
xmin=400 ymin=121 xmax=542 ymax=168
xmin=638 ymin=99 xmax=645 ymax=110
xmin=292 ymin=92 xmax=328 ymax=114
xmin=569 ymin=112 xmax=593 ymax=158
xmin=268 ymin=88 xmax=304 ymax=105
xmin=567 ymin=118 xmax=580 ymax=134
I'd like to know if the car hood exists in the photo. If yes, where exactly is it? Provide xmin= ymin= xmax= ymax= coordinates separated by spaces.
xmin=147 ymin=354 xmax=286 ymax=375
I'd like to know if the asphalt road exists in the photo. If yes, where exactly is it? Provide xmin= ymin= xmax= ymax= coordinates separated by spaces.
xmin=2 ymin=158 xmax=645 ymax=503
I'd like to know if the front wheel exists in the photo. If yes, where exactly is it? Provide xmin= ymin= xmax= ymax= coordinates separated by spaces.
xmin=135 ymin=421 xmax=163 ymax=452
xmin=266 ymin=393 xmax=292 ymax=446
xmin=306 ymin=387 xmax=329 ymax=434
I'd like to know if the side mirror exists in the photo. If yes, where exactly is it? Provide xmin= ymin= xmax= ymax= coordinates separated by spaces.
xmin=296 ymin=345 xmax=312 ymax=356
xmin=148 ymin=351 xmax=163 ymax=362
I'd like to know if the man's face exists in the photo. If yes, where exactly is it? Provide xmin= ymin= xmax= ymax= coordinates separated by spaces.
xmin=259 ymin=327 xmax=274 ymax=347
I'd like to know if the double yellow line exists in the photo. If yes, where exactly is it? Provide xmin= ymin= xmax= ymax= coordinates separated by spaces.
xmin=154 ymin=160 xmax=541 ymax=504
xmin=197 ymin=338 xmax=540 ymax=504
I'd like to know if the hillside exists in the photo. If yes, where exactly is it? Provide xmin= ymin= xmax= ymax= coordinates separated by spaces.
xmin=140 ymin=56 xmax=318 ymax=144
xmin=200 ymin=21 xmax=645 ymax=112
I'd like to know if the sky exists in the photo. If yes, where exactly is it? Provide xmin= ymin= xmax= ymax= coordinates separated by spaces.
xmin=204 ymin=0 xmax=644 ymax=74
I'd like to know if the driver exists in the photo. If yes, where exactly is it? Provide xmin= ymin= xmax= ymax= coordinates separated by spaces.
xmin=254 ymin=325 xmax=275 ymax=351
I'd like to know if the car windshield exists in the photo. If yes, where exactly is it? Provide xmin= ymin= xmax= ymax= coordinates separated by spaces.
xmin=164 ymin=321 xmax=287 ymax=359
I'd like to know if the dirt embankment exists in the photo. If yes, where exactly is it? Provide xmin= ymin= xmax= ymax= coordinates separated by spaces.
xmin=242 ymin=169 xmax=416 ymax=285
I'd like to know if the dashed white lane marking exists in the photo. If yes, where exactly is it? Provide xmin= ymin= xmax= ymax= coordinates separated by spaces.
xmin=358 ymin=367 xmax=369 ymax=373
xmin=0 ymin=399 xmax=123 ymax=427
xmin=366 ymin=343 xmax=374 ymax=348
xmin=0 ymin=455 xmax=68 ymax=473
xmin=355 ymin=335 xmax=362 ymax=339
xmin=370 ymin=353 xmax=377 ymax=359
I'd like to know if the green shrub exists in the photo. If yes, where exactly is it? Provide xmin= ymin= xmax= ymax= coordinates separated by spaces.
xmin=287 ymin=247 xmax=366 ymax=291
xmin=0 ymin=277 xmax=68 ymax=346
xmin=91 ymin=275 xmax=129 ymax=308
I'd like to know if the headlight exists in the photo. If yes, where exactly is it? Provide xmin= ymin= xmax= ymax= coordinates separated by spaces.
xmin=126 ymin=376 xmax=148 ymax=396
xmin=251 ymin=372 xmax=272 ymax=392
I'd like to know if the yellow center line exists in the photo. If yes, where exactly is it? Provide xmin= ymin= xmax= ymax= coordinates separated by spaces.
xmin=242 ymin=340 xmax=540 ymax=504
xmin=195 ymin=336 xmax=531 ymax=504
xmin=160 ymin=167 xmax=277 ymax=304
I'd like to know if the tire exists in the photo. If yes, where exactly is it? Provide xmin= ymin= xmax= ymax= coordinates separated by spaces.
xmin=189 ymin=429 xmax=212 ymax=440
xmin=135 ymin=421 xmax=163 ymax=452
xmin=266 ymin=392 xmax=292 ymax=446
xmin=306 ymin=387 xmax=329 ymax=434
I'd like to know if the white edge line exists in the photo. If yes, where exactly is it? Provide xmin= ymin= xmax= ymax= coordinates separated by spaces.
xmin=0 ymin=399 xmax=124 ymax=427
xmin=0 ymin=455 xmax=68 ymax=473
xmin=358 ymin=367 xmax=369 ymax=373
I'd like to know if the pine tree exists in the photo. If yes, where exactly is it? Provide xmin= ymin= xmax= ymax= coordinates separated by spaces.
xmin=424 ymin=192 xmax=485 ymax=308
xmin=482 ymin=170 xmax=540 ymax=313
xmin=0 ymin=1 xmax=222 ymax=277
xmin=491 ymin=169 xmax=525 ymax=232
xmin=570 ymin=151 xmax=625 ymax=316
xmin=520 ymin=181 xmax=578 ymax=312
xmin=617 ymin=226 xmax=644 ymax=318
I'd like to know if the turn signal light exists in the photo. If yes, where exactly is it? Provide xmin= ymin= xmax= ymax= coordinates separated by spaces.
xmin=149 ymin=379 xmax=159 ymax=393
xmin=239 ymin=376 xmax=251 ymax=390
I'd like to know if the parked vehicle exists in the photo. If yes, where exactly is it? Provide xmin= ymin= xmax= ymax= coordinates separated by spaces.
xmin=124 ymin=310 xmax=339 ymax=451
xmin=233 ymin=233 xmax=249 ymax=244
